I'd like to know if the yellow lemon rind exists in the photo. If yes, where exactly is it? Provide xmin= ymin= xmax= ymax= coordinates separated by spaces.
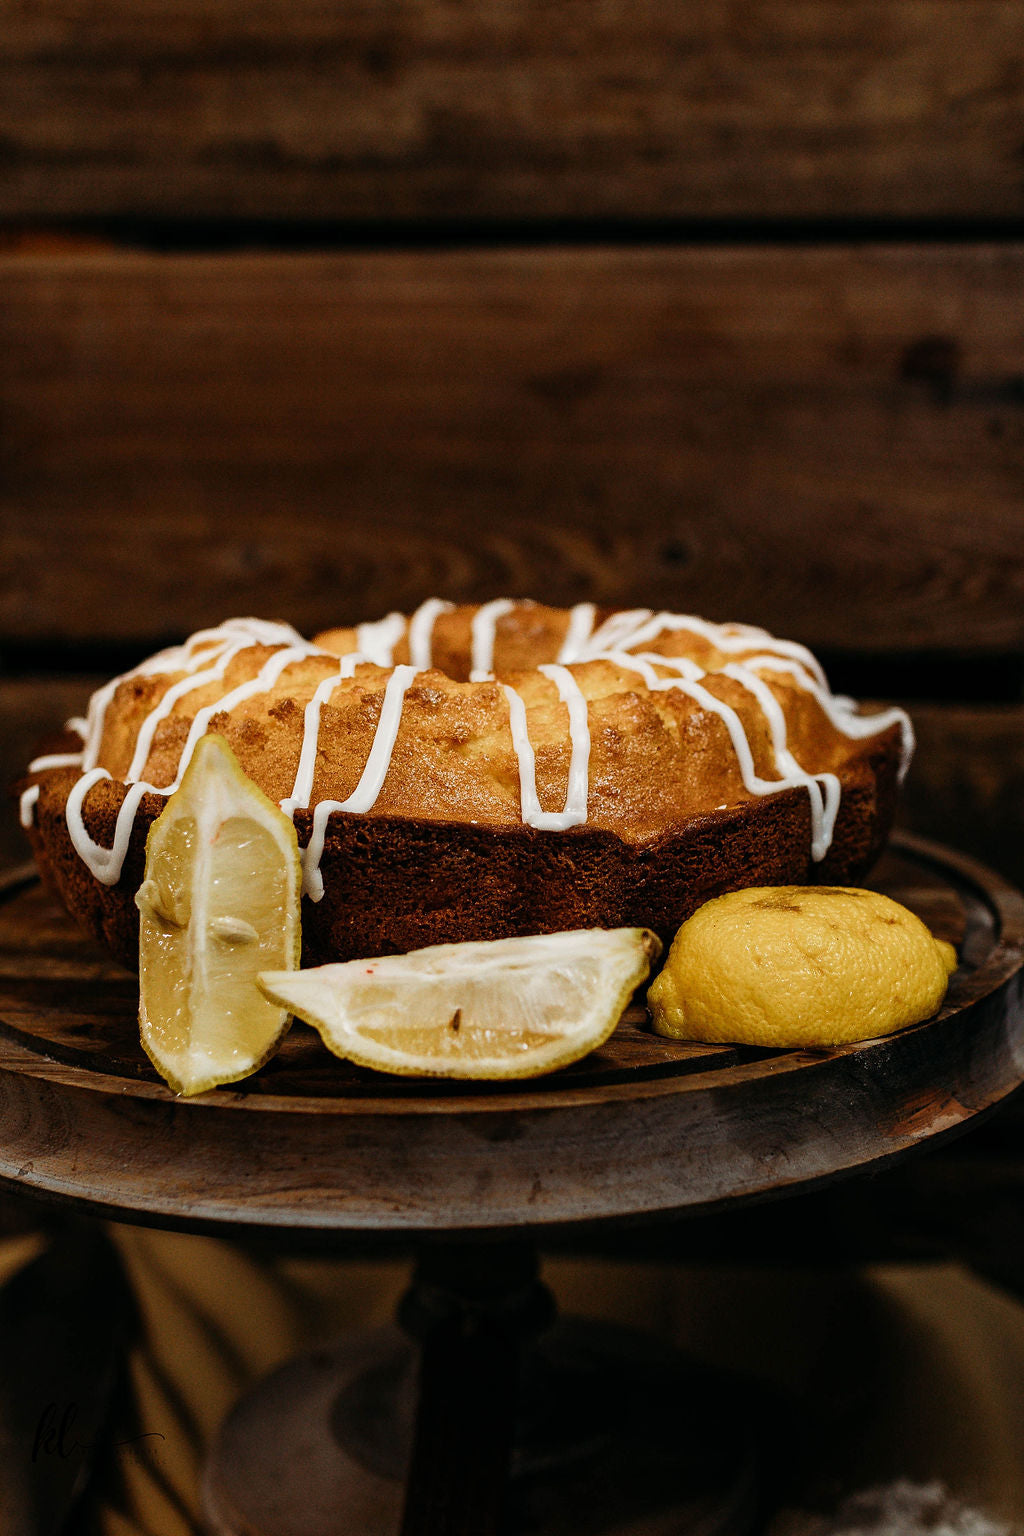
xmin=258 ymin=928 xmax=660 ymax=1081
xmin=648 ymin=886 xmax=958 ymax=1050
xmin=137 ymin=733 xmax=303 ymax=1097
xmin=139 ymin=999 xmax=296 ymax=1099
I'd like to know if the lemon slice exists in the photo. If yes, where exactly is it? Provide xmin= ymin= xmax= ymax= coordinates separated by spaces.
xmin=648 ymin=886 xmax=957 ymax=1049
xmin=135 ymin=734 xmax=302 ymax=1096
xmin=259 ymin=928 xmax=660 ymax=1080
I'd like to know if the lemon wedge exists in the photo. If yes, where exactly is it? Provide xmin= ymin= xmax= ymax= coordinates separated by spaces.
xmin=135 ymin=734 xmax=302 ymax=1096
xmin=259 ymin=928 xmax=660 ymax=1080
xmin=648 ymin=886 xmax=957 ymax=1049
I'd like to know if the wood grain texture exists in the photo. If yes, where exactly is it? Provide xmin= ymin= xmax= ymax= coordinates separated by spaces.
xmin=0 ymin=679 xmax=103 ymax=870
xmin=0 ymin=837 xmax=1019 ymax=1235
xmin=4 ymin=244 xmax=1024 ymax=651
xmin=202 ymin=1317 xmax=761 ymax=1536
xmin=899 ymin=704 xmax=1024 ymax=892
xmin=0 ymin=875 xmax=733 ymax=1093
xmin=2 ymin=2 xmax=1024 ymax=222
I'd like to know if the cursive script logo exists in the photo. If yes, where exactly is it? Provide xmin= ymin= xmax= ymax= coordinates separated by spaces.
xmin=32 ymin=1401 xmax=164 ymax=1463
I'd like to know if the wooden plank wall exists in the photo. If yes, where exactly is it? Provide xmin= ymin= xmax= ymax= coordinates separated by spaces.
xmin=2 ymin=0 xmax=1024 ymax=882
xmin=4 ymin=246 xmax=1024 ymax=651
xmin=3 ymin=1 xmax=1024 ymax=223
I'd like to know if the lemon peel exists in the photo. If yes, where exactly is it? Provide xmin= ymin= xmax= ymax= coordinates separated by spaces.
xmin=136 ymin=733 xmax=302 ymax=1096
xmin=648 ymin=886 xmax=957 ymax=1049
xmin=259 ymin=928 xmax=660 ymax=1080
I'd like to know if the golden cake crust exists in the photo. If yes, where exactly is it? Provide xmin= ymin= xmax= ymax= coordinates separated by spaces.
xmin=18 ymin=602 xmax=907 ymax=969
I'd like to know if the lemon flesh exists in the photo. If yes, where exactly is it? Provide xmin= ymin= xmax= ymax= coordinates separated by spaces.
xmin=136 ymin=734 xmax=302 ymax=1096
xmin=648 ymin=886 xmax=957 ymax=1049
xmin=259 ymin=928 xmax=660 ymax=1080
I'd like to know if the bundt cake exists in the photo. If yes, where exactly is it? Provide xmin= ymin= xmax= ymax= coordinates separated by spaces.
xmin=17 ymin=601 xmax=913 ymax=969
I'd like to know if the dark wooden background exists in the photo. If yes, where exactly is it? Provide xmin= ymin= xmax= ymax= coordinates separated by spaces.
xmin=1 ymin=0 xmax=1024 ymax=1285
xmin=2 ymin=2 xmax=1024 ymax=877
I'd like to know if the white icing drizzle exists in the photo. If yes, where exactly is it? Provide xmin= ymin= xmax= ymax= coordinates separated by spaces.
xmin=299 ymin=665 xmax=420 ymax=901
xmin=540 ymin=665 xmax=591 ymax=824
xmin=469 ymin=599 xmax=517 ymax=681
xmin=579 ymin=609 xmax=828 ymax=687
xmin=582 ymin=609 xmax=656 ymax=658
xmin=501 ymin=688 xmax=544 ymax=826
xmin=583 ymin=649 xmax=847 ymax=862
xmin=597 ymin=651 xmax=664 ymax=689
xmin=665 ymin=674 xmax=818 ymax=828
xmin=720 ymin=664 xmax=841 ymax=861
xmin=280 ymin=652 xmax=367 ymax=824
xmin=557 ymin=603 xmax=597 ymax=664
xmin=20 ymin=750 xmax=85 ymax=828
xmin=66 ymin=768 xmax=146 ymax=883
xmin=80 ymin=674 xmax=141 ymax=774
xmin=596 ymin=649 xmax=703 ymax=689
xmin=75 ymin=664 xmax=316 ymax=886
xmin=739 ymin=654 xmax=916 ymax=783
xmin=173 ymin=645 xmax=314 ymax=785
xmin=20 ymin=732 xmax=88 ymax=828
xmin=407 ymin=598 xmax=454 ymax=669
xmin=632 ymin=651 xmax=705 ymax=682
xmin=29 ymin=751 xmax=84 ymax=772
xmin=500 ymin=665 xmax=591 ymax=831
xmin=61 ymin=619 xmax=320 ymax=885
xmin=38 ymin=604 xmax=913 ymax=904
xmin=356 ymin=612 xmax=406 ymax=667
xmin=78 ymin=618 xmax=306 ymax=773
xmin=124 ymin=648 xmax=250 ymax=783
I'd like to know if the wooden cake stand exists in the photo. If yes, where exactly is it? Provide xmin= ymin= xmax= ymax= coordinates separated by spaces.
xmin=0 ymin=833 xmax=1022 ymax=1535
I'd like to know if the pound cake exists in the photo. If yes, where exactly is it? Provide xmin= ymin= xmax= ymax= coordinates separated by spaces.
xmin=18 ymin=601 xmax=913 ymax=969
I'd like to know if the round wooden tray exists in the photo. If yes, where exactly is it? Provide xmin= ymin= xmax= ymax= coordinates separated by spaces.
xmin=0 ymin=833 xmax=1021 ymax=1236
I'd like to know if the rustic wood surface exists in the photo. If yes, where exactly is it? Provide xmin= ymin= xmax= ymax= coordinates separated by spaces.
xmin=0 ymin=873 xmax=736 ymax=1093
xmin=0 ymin=836 xmax=1019 ymax=1235
xmin=2 ymin=2 xmax=1023 ymax=223
xmin=0 ymin=678 xmax=100 ymax=862
xmin=202 ymin=1315 xmax=763 ymax=1536
xmin=3 ymin=244 xmax=1024 ymax=652
xmin=898 ymin=704 xmax=1024 ymax=895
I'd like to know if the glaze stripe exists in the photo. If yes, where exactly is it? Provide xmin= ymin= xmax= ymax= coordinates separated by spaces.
xmin=18 ymin=784 xmax=40 ymax=828
xmin=740 ymin=654 xmax=915 ymax=781
xmin=280 ymin=651 xmax=367 ymax=823
xmin=539 ymin=665 xmax=592 ymax=825
xmin=557 ymin=603 xmax=597 ymax=664
xmin=356 ymin=612 xmax=405 ymax=667
xmin=65 ymin=769 xmax=148 ymax=884
xmin=124 ymin=648 xmax=250 ymax=782
xmin=469 ymin=599 xmax=516 ymax=680
xmin=500 ymin=665 xmax=591 ymax=831
xmin=20 ymin=751 xmax=84 ymax=830
xmin=407 ymin=598 xmax=454 ymax=669
xmin=596 ymin=648 xmax=841 ymax=860
xmin=48 ymin=620 xmax=317 ymax=881
xmin=721 ymin=663 xmax=841 ymax=861
xmin=31 ymin=607 xmax=913 ymax=903
xmin=582 ymin=610 xmax=829 ymax=687
xmin=300 ymin=664 xmax=420 ymax=901
xmin=62 ymin=641 xmax=322 ymax=886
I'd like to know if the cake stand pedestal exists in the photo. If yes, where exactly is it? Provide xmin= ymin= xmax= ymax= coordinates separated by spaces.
xmin=203 ymin=1237 xmax=765 ymax=1536
xmin=0 ymin=834 xmax=1022 ymax=1534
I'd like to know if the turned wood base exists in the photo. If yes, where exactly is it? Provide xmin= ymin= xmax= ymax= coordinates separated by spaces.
xmin=202 ymin=1242 xmax=761 ymax=1536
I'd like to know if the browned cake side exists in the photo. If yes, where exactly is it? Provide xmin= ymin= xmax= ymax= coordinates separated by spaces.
xmin=16 ymin=603 xmax=907 ymax=970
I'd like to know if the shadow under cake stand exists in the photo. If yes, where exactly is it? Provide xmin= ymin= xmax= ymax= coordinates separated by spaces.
xmin=0 ymin=832 xmax=1022 ymax=1535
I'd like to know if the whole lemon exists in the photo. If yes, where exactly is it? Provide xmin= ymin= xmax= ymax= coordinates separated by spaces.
xmin=648 ymin=886 xmax=957 ymax=1048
